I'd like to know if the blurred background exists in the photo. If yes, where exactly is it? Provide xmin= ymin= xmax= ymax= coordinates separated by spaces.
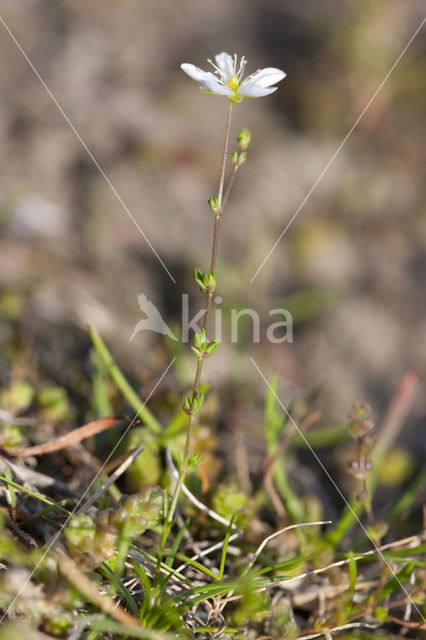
xmin=0 ymin=1 xmax=425 ymax=520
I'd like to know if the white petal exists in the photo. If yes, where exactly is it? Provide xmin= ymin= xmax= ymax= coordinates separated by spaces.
xmin=181 ymin=63 xmax=215 ymax=83
xmin=238 ymin=85 xmax=278 ymax=98
xmin=181 ymin=63 xmax=233 ymax=96
xmin=201 ymin=77 xmax=234 ymax=96
xmin=242 ymin=67 xmax=286 ymax=88
xmin=214 ymin=52 xmax=235 ymax=81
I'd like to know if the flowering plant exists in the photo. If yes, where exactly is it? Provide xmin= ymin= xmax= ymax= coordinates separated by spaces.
xmin=181 ymin=51 xmax=286 ymax=102
xmin=157 ymin=51 xmax=287 ymax=556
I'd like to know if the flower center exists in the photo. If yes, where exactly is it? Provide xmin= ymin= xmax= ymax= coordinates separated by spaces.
xmin=227 ymin=75 xmax=240 ymax=91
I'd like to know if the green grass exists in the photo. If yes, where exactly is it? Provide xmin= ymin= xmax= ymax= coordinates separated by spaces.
xmin=0 ymin=331 xmax=424 ymax=639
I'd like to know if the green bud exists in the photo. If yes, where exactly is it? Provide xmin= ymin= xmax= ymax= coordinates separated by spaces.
xmin=237 ymin=128 xmax=251 ymax=150
xmin=194 ymin=329 xmax=206 ymax=350
xmin=194 ymin=268 xmax=216 ymax=294
xmin=205 ymin=337 xmax=220 ymax=356
xmin=238 ymin=151 xmax=247 ymax=165
xmin=231 ymin=151 xmax=239 ymax=164
xmin=208 ymin=197 xmax=219 ymax=214
xmin=205 ymin=271 xmax=216 ymax=293
xmin=194 ymin=267 xmax=208 ymax=293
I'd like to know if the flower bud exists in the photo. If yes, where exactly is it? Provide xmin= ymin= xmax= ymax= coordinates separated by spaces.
xmin=208 ymin=197 xmax=220 ymax=214
xmin=206 ymin=271 xmax=216 ymax=292
xmin=194 ymin=268 xmax=216 ymax=294
xmin=205 ymin=337 xmax=220 ymax=355
xmin=237 ymin=128 xmax=251 ymax=151
xmin=194 ymin=329 xmax=206 ymax=350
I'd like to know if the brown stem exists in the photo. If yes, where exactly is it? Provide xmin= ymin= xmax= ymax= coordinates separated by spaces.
xmin=161 ymin=101 xmax=236 ymax=543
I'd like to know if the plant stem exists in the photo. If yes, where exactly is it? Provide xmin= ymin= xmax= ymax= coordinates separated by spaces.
xmin=181 ymin=99 xmax=233 ymax=474
xmin=155 ymin=100 xmax=236 ymax=583
xmin=209 ymin=101 xmax=233 ymax=275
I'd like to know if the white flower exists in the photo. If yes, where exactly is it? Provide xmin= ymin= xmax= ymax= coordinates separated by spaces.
xmin=181 ymin=52 xmax=286 ymax=103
